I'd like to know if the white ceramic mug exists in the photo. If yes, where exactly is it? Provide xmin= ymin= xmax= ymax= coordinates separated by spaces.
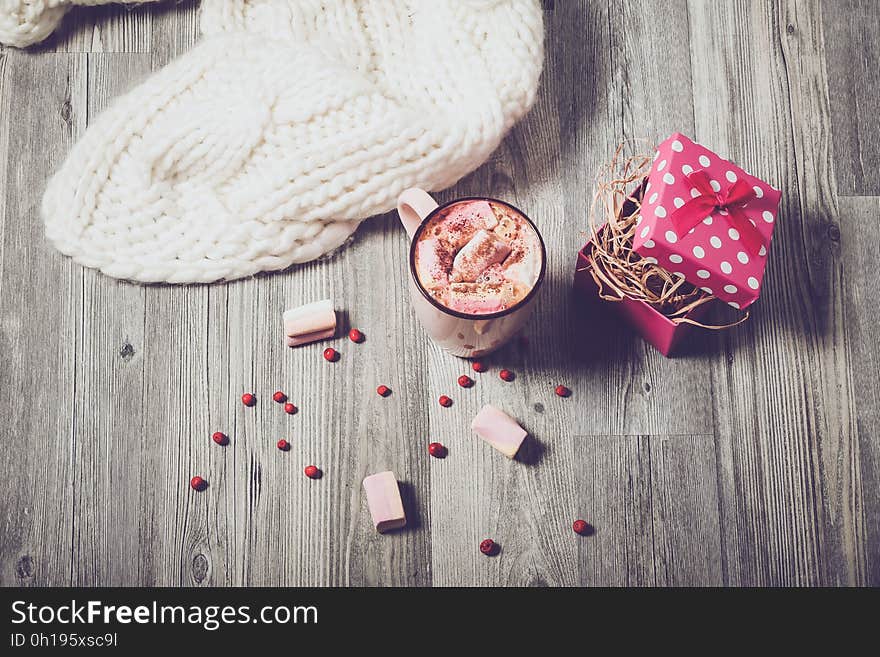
xmin=397 ymin=188 xmax=546 ymax=358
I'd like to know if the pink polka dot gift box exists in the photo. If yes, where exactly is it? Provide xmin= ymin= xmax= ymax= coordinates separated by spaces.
xmin=633 ymin=133 xmax=782 ymax=310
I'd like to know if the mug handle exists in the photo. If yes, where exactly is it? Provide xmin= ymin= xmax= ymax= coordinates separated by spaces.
xmin=397 ymin=188 xmax=439 ymax=239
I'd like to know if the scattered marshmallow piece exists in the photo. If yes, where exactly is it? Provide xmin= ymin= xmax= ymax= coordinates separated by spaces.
xmin=363 ymin=471 xmax=407 ymax=533
xmin=283 ymin=299 xmax=336 ymax=346
xmin=452 ymin=230 xmax=511 ymax=282
xmin=471 ymin=404 xmax=527 ymax=458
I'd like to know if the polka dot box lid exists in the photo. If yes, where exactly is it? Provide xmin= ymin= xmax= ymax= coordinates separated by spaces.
xmin=633 ymin=133 xmax=782 ymax=310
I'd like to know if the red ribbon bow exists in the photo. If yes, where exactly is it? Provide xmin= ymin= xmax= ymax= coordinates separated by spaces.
xmin=668 ymin=170 xmax=765 ymax=256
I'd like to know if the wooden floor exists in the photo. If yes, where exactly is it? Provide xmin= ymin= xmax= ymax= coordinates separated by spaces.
xmin=1 ymin=0 xmax=878 ymax=587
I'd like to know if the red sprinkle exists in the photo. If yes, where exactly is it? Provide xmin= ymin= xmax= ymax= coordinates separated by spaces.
xmin=438 ymin=395 xmax=453 ymax=408
xmin=190 ymin=476 xmax=207 ymax=491
xmin=573 ymin=519 xmax=591 ymax=535
xmin=428 ymin=442 xmax=447 ymax=458
xmin=377 ymin=385 xmax=391 ymax=397
xmin=323 ymin=348 xmax=339 ymax=362
xmin=241 ymin=392 xmax=256 ymax=407
xmin=555 ymin=385 xmax=572 ymax=398
xmin=211 ymin=431 xmax=228 ymax=446
xmin=479 ymin=539 xmax=498 ymax=556
xmin=348 ymin=328 xmax=365 ymax=343
xmin=277 ymin=439 xmax=290 ymax=451
xmin=273 ymin=390 xmax=287 ymax=403
xmin=499 ymin=369 xmax=515 ymax=382
xmin=458 ymin=375 xmax=474 ymax=388
xmin=304 ymin=465 xmax=322 ymax=479
xmin=472 ymin=361 xmax=487 ymax=373
xmin=283 ymin=402 xmax=297 ymax=415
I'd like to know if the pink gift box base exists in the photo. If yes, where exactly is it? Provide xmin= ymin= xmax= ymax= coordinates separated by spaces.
xmin=574 ymin=242 xmax=710 ymax=357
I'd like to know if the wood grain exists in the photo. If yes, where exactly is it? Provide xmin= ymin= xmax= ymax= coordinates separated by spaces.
xmin=0 ymin=0 xmax=877 ymax=587
xmin=837 ymin=196 xmax=880 ymax=585
xmin=0 ymin=52 xmax=87 ymax=587
xmin=821 ymin=0 xmax=880 ymax=195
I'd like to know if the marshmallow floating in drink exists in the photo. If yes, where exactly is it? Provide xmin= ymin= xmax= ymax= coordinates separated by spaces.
xmin=439 ymin=200 xmax=499 ymax=249
xmin=283 ymin=299 xmax=336 ymax=347
xmin=447 ymin=282 xmax=514 ymax=315
xmin=363 ymin=471 xmax=407 ymax=533
xmin=452 ymin=230 xmax=511 ymax=282
xmin=471 ymin=404 xmax=527 ymax=458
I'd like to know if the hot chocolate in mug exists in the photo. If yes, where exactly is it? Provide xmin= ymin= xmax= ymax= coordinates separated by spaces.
xmin=397 ymin=188 xmax=546 ymax=358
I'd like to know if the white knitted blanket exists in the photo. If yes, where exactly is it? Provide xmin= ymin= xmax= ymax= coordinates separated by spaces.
xmin=25 ymin=0 xmax=544 ymax=283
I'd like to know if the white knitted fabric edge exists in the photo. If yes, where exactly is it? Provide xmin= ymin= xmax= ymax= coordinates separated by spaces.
xmin=41 ymin=0 xmax=544 ymax=283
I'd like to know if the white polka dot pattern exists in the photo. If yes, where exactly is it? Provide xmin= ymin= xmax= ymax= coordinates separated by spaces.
xmin=632 ymin=133 xmax=781 ymax=310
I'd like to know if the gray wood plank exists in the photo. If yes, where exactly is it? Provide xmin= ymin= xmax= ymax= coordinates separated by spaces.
xmin=689 ymin=0 xmax=866 ymax=585
xmin=327 ymin=217 xmax=433 ymax=586
xmin=0 ymin=49 xmax=9 ymax=256
xmin=68 ymin=53 xmax=150 ymax=586
xmin=821 ymin=0 xmax=880 ymax=195
xmin=838 ymin=196 xmax=880 ymax=585
xmin=149 ymin=0 xmax=200 ymax=67
xmin=40 ymin=4 xmax=152 ymax=53
xmin=650 ymin=434 xmax=724 ymax=586
xmin=0 ymin=51 xmax=87 ymax=586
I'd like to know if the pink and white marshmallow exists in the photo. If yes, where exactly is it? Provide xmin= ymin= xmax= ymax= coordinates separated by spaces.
xmin=283 ymin=299 xmax=336 ymax=347
xmin=471 ymin=404 xmax=528 ymax=458
xmin=363 ymin=471 xmax=407 ymax=533
xmin=451 ymin=230 xmax=511 ymax=282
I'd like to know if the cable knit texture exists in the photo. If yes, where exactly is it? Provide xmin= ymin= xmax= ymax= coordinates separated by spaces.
xmin=0 ymin=0 xmax=158 ymax=48
xmin=40 ymin=0 xmax=544 ymax=283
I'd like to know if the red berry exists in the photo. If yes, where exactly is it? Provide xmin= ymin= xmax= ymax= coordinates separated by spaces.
xmin=241 ymin=392 xmax=256 ymax=406
xmin=438 ymin=395 xmax=453 ymax=408
xmin=472 ymin=361 xmax=487 ymax=373
xmin=304 ymin=465 xmax=322 ymax=479
xmin=458 ymin=375 xmax=474 ymax=388
xmin=211 ymin=431 xmax=228 ymax=446
xmin=190 ymin=476 xmax=207 ymax=491
xmin=479 ymin=539 xmax=498 ymax=556
xmin=277 ymin=439 xmax=290 ymax=451
xmin=323 ymin=347 xmax=339 ymax=362
xmin=273 ymin=390 xmax=287 ymax=403
xmin=349 ymin=328 xmax=365 ymax=343
xmin=555 ymin=385 xmax=572 ymax=398
xmin=377 ymin=385 xmax=391 ymax=397
xmin=428 ymin=442 xmax=447 ymax=458
xmin=283 ymin=402 xmax=297 ymax=415
xmin=573 ymin=519 xmax=591 ymax=535
xmin=499 ymin=369 xmax=515 ymax=382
